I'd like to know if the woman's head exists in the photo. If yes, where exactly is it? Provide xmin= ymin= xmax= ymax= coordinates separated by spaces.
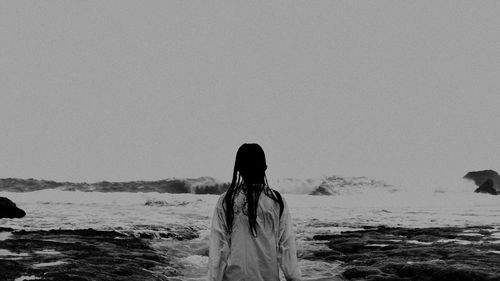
xmin=234 ymin=143 xmax=267 ymax=185
xmin=223 ymin=143 xmax=280 ymax=236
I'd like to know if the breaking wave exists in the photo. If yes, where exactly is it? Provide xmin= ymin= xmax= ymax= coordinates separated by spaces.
xmin=0 ymin=176 xmax=395 ymax=196
xmin=0 ymin=177 xmax=228 ymax=194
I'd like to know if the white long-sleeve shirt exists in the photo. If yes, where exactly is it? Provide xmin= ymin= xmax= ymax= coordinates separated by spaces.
xmin=208 ymin=191 xmax=301 ymax=281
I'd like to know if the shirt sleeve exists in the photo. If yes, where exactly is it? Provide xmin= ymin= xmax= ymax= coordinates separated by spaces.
xmin=277 ymin=198 xmax=302 ymax=281
xmin=208 ymin=196 xmax=230 ymax=281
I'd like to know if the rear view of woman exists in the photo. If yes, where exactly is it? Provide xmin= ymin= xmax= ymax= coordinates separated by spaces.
xmin=208 ymin=143 xmax=301 ymax=281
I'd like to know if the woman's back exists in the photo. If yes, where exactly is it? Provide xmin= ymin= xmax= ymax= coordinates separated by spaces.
xmin=223 ymin=190 xmax=280 ymax=280
xmin=209 ymin=189 xmax=301 ymax=281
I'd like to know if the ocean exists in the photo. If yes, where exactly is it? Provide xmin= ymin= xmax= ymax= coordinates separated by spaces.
xmin=1 ymin=178 xmax=499 ymax=280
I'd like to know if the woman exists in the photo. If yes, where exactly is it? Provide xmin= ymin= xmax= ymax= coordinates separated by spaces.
xmin=208 ymin=143 xmax=301 ymax=281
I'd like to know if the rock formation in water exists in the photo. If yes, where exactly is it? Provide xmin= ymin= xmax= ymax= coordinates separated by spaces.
xmin=474 ymin=179 xmax=498 ymax=195
xmin=0 ymin=197 xmax=26 ymax=218
xmin=309 ymin=176 xmax=394 ymax=195
xmin=463 ymin=170 xmax=500 ymax=195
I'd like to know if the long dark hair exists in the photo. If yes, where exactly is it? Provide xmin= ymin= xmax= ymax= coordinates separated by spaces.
xmin=222 ymin=143 xmax=281 ymax=237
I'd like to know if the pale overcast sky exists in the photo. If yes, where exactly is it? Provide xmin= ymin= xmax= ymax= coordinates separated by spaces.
xmin=1 ymin=1 xmax=499 ymax=189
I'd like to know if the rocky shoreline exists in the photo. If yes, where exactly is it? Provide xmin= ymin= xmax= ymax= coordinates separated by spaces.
xmin=306 ymin=225 xmax=500 ymax=281
xmin=3 ymin=225 xmax=500 ymax=280
xmin=0 ymin=227 xmax=189 ymax=281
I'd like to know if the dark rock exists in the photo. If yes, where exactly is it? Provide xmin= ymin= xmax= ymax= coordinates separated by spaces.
xmin=329 ymin=241 xmax=367 ymax=254
xmin=464 ymin=170 xmax=500 ymax=194
xmin=380 ymin=245 xmax=399 ymax=251
xmin=383 ymin=262 xmax=495 ymax=281
xmin=304 ymin=250 xmax=345 ymax=262
xmin=343 ymin=266 xmax=383 ymax=279
xmin=366 ymin=274 xmax=411 ymax=281
xmin=308 ymin=226 xmax=500 ymax=281
xmin=474 ymin=179 xmax=498 ymax=195
xmin=13 ymin=228 xmax=127 ymax=237
xmin=0 ymin=228 xmax=178 ymax=281
xmin=0 ymin=260 xmax=24 ymax=281
xmin=309 ymin=186 xmax=331 ymax=195
xmin=313 ymin=234 xmax=339 ymax=240
xmin=0 ymin=197 xmax=26 ymax=218
xmin=343 ymin=253 xmax=371 ymax=262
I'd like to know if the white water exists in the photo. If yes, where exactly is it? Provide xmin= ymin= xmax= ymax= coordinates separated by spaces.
xmin=1 ymin=184 xmax=499 ymax=280
xmin=14 ymin=276 xmax=42 ymax=281
xmin=32 ymin=261 xmax=67 ymax=268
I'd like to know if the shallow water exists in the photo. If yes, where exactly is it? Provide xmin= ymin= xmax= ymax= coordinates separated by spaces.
xmin=0 ymin=232 xmax=12 ymax=241
xmin=32 ymin=260 xmax=67 ymax=268
xmin=1 ymin=188 xmax=500 ymax=280
xmin=0 ymin=249 xmax=30 ymax=257
xmin=14 ymin=276 xmax=42 ymax=281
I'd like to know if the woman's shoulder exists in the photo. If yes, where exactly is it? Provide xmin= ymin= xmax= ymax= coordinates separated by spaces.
xmin=269 ymin=188 xmax=281 ymax=196
xmin=260 ymin=188 xmax=285 ymax=216
xmin=216 ymin=192 xmax=227 ymax=204
xmin=267 ymin=188 xmax=286 ymax=203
